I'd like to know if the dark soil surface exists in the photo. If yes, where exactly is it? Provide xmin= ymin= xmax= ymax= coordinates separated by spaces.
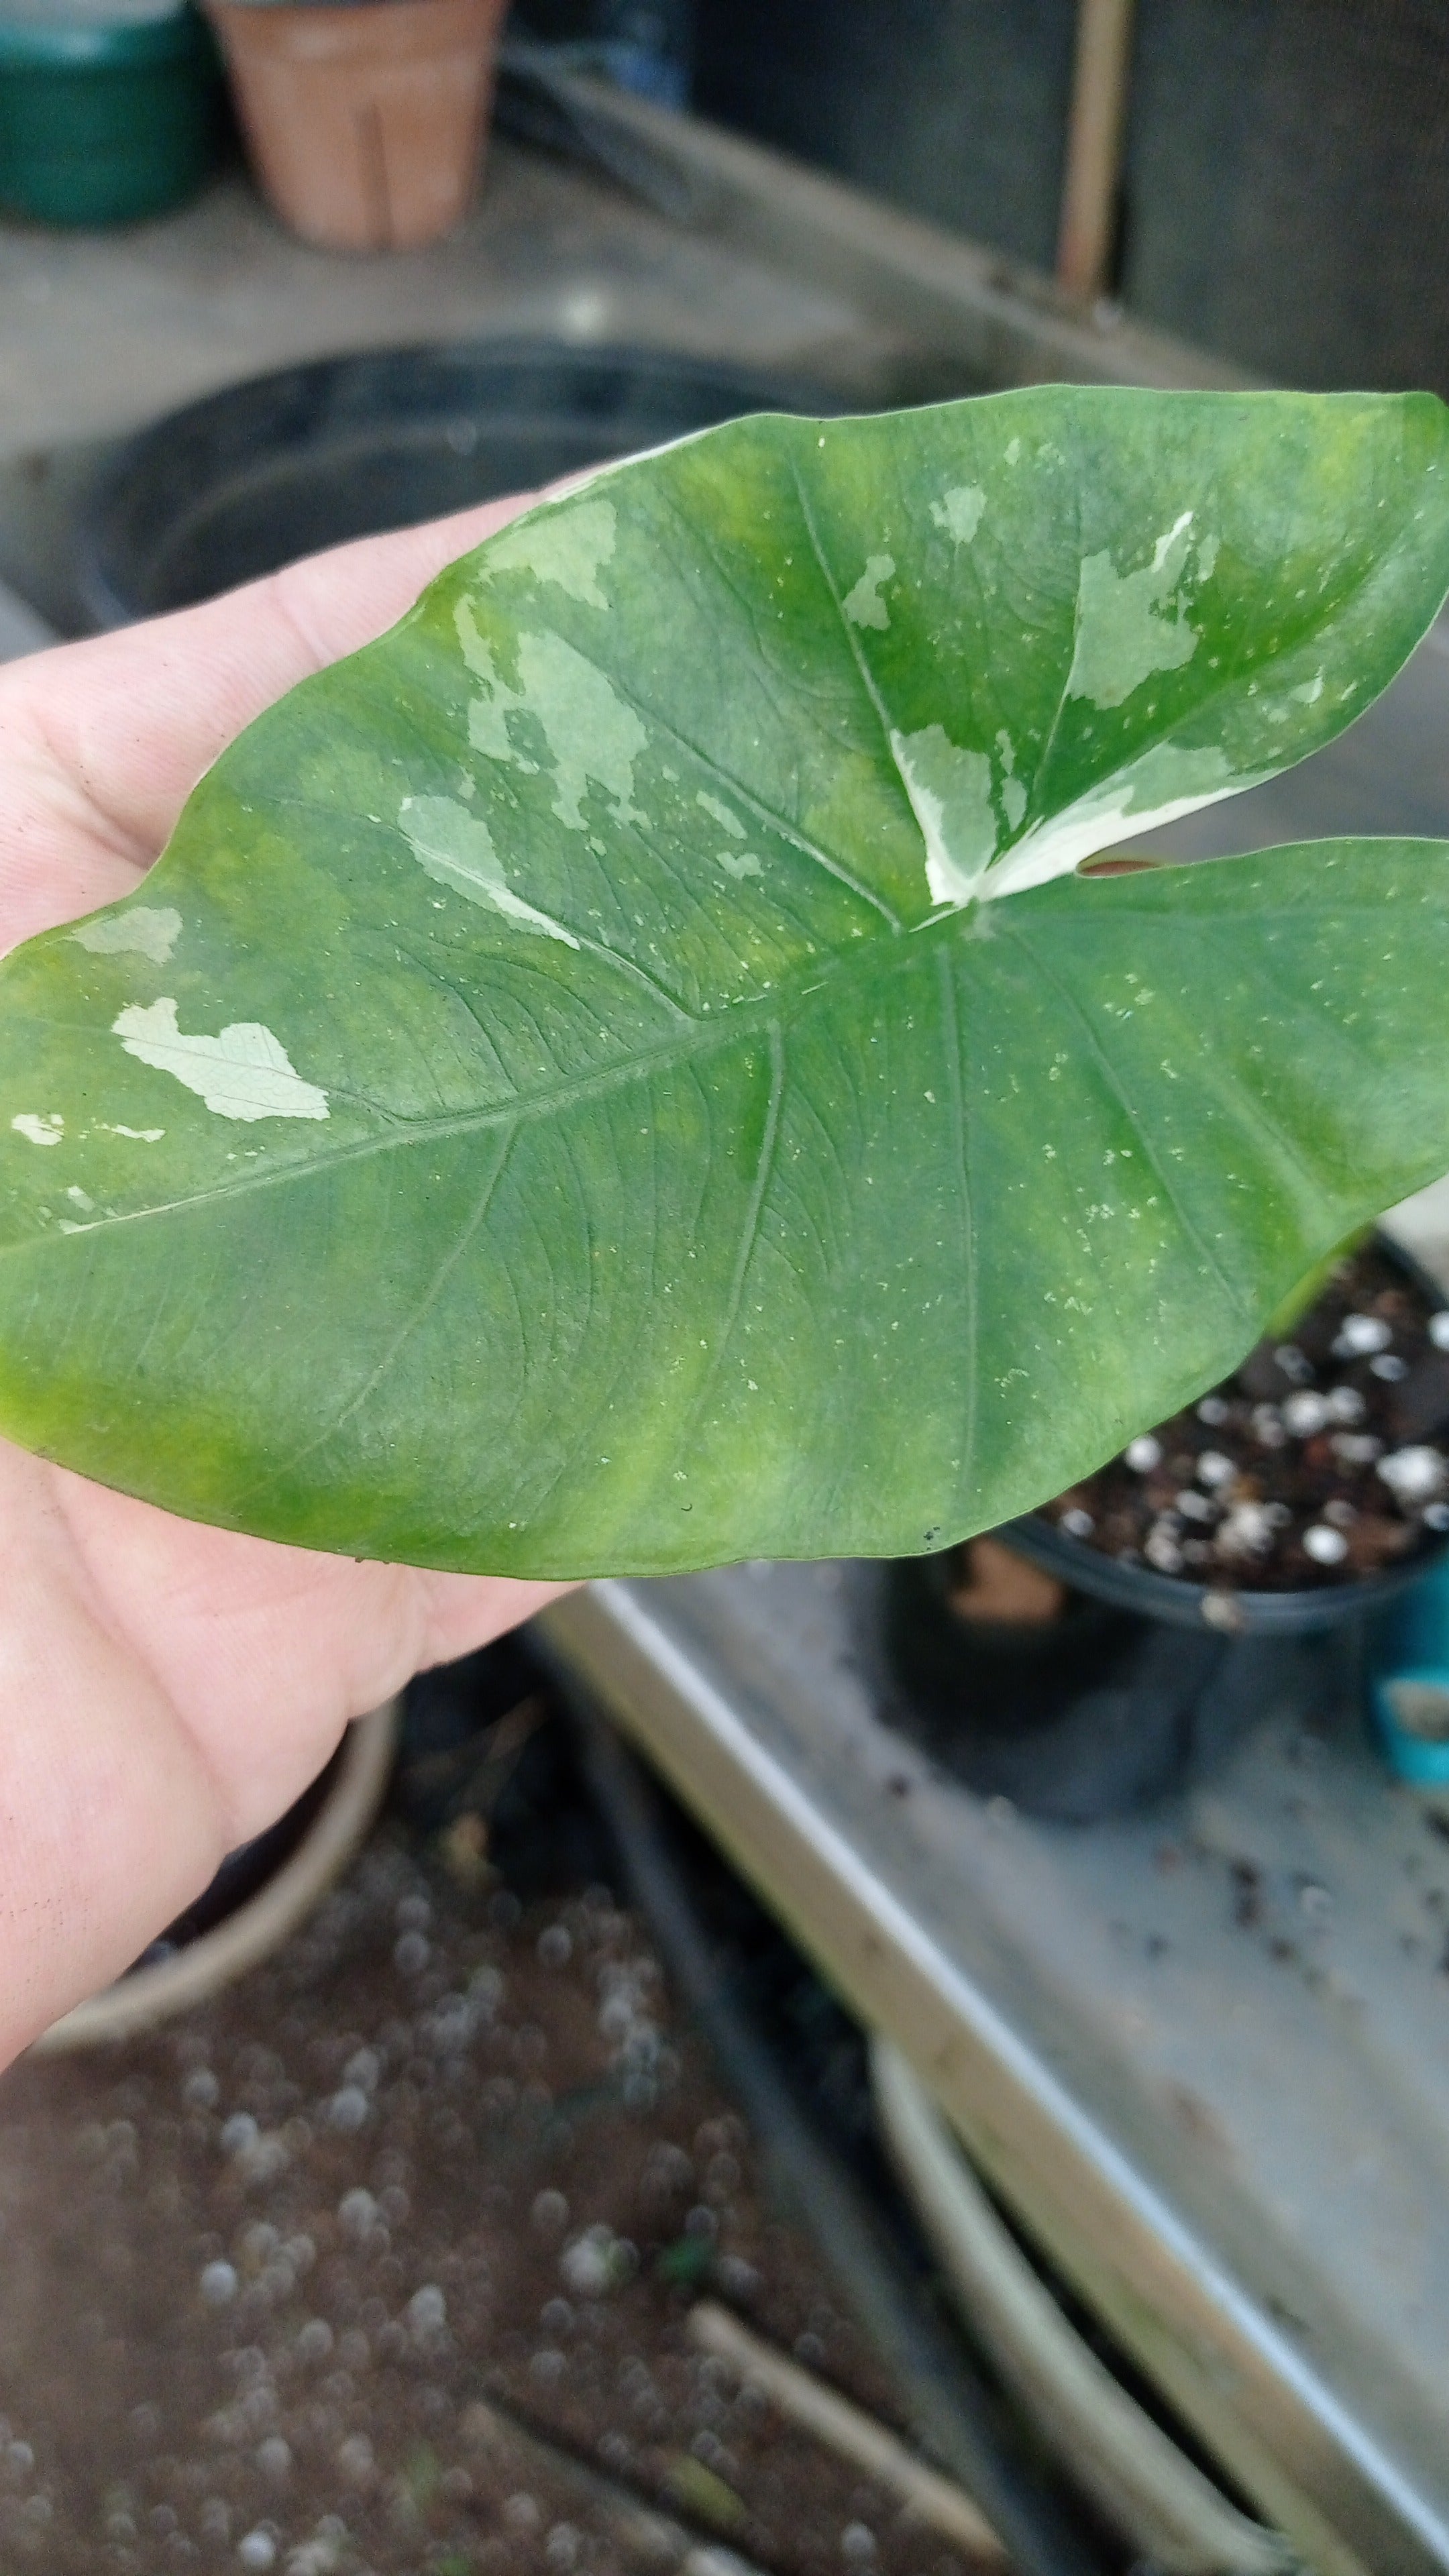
xmin=0 ymin=1805 xmax=999 ymax=2576
xmin=1042 ymin=1240 xmax=1449 ymax=1589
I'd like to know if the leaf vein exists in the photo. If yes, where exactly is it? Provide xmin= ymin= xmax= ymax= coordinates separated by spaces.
xmin=936 ymin=945 xmax=978 ymax=1509
xmin=996 ymin=914 xmax=1257 ymax=1323
xmin=233 ymin=1124 xmax=517 ymax=1504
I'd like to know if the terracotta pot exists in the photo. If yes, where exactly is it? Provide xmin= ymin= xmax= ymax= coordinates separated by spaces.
xmin=204 ymin=0 xmax=509 ymax=252
xmin=31 ymin=1701 xmax=399 ymax=2052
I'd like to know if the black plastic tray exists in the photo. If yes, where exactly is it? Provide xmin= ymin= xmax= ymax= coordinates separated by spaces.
xmin=77 ymin=336 xmax=849 ymax=625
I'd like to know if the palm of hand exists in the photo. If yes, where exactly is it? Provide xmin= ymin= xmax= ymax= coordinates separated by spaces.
xmin=0 ymin=498 xmax=564 ymax=2060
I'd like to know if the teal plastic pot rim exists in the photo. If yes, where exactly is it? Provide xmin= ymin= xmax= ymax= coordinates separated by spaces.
xmin=1371 ymin=1675 xmax=1449 ymax=1784
xmin=0 ymin=6 xmax=209 ymax=68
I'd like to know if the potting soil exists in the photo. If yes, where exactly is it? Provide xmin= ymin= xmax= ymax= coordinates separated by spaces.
xmin=1042 ymin=1241 xmax=1449 ymax=1589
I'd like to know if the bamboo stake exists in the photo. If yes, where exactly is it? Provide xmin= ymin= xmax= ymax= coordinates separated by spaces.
xmin=460 ymin=2392 xmax=767 ymax=2576
xmin=687 ymin=2302 xmax=1006 ymax=2563
xmin=1057 ymin=0 xmax=1137 ymax=300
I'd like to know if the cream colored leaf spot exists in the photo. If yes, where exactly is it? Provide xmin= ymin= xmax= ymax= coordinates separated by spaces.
xmin=484 ymin=499 xmax=616 ymax=609
xmin=455 ymin=606 xmax=648 ymax=833
xmin=696 ymin=790 xmax=746 ymax=837
xmin=113 ymin=999 xmax=329 ymax=1122
xmin=983 ymin=741 xmax=1243 ymax=900
xmin=995 ymin=728 xmax=1026 ymax=830
xmin=843 ymin=554 xmax=895 ymax=630
xmin=891 ymin=725 xmax=998 ymax=906
xmin=11 ymin=1112 xmax=63 ymax=1146
xmin=1067 ymin=511 xmax=1199 ymax=710
xmin=70 ymin=905 xmax=181 ymax=964
xmin=399 ymin=796 xmax=579 ymax=946
xmin=929 ymin=485 xmax=986 ymax=545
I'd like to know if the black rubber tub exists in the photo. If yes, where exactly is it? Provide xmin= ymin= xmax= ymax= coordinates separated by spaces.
xmin=76 ymin=337 xmax=848 ymax=626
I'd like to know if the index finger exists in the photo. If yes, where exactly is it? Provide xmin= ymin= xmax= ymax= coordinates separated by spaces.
xmin=0 ymin=490 xmax=537 ymax=900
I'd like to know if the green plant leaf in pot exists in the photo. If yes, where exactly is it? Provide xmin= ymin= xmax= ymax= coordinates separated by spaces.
xmin=3 ymin=386 xmax=1449 ymax=1576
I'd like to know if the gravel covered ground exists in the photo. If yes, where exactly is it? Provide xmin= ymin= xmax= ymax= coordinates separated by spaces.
xmin=0 ymin=1786 xmax=1000 ymax=2576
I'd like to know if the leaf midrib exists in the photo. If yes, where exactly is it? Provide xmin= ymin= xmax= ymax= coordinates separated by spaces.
xmin=5 ymin=893 xmax=972 ymax=1260
xmin=21 ymin=823 xmax=1432 ymax=1269
xmin=777 ymin=423 xmax=1426 ymax=904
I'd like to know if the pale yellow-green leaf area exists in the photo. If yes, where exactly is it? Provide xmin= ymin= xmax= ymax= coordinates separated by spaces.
xmin=484 ymin=498 xmax=618 ymax=610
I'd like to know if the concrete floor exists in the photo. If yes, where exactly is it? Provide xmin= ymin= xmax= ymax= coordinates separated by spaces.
xmin=0 ymin=146 xmax=902 ymax=469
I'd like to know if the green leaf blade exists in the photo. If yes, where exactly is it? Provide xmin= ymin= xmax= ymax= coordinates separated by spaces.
xmin=3 ymin=386 xmax=1449 ymax=1572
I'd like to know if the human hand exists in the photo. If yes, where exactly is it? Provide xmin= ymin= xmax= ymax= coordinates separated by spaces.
xmin=0 ymin=496 xmax=570 ymax=2065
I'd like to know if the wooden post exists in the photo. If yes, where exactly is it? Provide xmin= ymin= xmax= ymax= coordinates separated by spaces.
xmin=1057 ymin=0 xmax=1137 ymax=301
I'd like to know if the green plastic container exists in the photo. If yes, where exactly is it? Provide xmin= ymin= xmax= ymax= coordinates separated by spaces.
xmin=0 ymin=1 xmax=221 ymax=227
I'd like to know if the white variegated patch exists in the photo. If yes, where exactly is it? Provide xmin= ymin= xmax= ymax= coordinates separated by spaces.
xmin=71 ymin=906 xmax=181 ymax=965
xmin=696 ymin=791 xmax=746 ymax=837
xmin=484 ymin=500 xmax=617 ymax=609
xmin=398 ymin=796 xmax=580 ymax=946
xmin=113 ymin=1000 xmax=329 ymax=1122
xmin=981 ymin=743 xmax=1246 ymax=902
xmin=930 ymin=485 xmax=986 ymax=545
xmin=890 ymin=725 xmax=998 ymax=905
xmin=843 ymin=555 xmax=895 ymax=630
xmin=1067 ymin=511 xmax=1201 ymax=710
xmin=455 ymin=606 xmax=648 ymax=833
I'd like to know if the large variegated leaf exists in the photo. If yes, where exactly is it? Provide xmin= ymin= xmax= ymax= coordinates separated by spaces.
xmin=3 ymin=386 xmax=1449 ymax=1575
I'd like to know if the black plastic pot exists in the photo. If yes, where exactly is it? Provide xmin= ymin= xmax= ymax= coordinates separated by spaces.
xmin=1002 ymin=1494 xmax=1444 ymax=1640
xmin=884 ymin=1552 xmax=1314 ymax=1823
xmin=887 ymin=1233 xmax=1449 ymax=1822
xmin=76 ymin=337 xmax=847 ymax=627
